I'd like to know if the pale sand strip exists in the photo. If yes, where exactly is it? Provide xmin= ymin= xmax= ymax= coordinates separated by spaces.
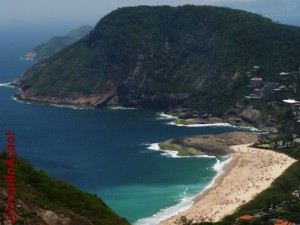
xmin=160 ymin=144 xmax=297 ymax=224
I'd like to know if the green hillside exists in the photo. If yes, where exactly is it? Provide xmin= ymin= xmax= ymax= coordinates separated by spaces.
xmin=22 ymin=25 xmax=93 ymax=61
xmin=0 ymin=153 xmax=129 ymax=225
xmin=14 ymin=5 xmax=300 ymax=115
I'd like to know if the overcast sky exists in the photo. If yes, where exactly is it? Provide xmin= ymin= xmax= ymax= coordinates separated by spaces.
xmin=1 ymin=0 xmax=300 ymax=26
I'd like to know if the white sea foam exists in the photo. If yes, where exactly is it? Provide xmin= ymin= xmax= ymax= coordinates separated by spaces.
xmin=167 ymin=121 xmax=232 ymax=127
xmin=156 ymin=112 xmax=178 ymax=120
xmin=12 ymin=97 xmax=31 ymax=105
xmin=49 ymin=103 xmax=90 ymax=110
xmin=213 ymin=156 xmax=231 ymax=175
xmin=167 ymin=121 xmax=260 ymax=132
xmin=108 ymin=106 xmax=137 ymax=110
xmin=191 ymin=156 xmax=232 ymax=198
xmin=147 ymin=143 xmax=161 ymax=151
xmin=146 ymin=143 xmax=215 ymax=158
xmin=0 ymin=83 xmax=13 ymax=87
xmin=134 ymin=156 xmax=231 ymax=225
xmin=12 ymin=97 xmax=90 ymax=110
xmin=134 ymin=188 xmax=194 ymax=225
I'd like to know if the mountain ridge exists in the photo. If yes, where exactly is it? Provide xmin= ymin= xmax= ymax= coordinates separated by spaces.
xmin=21 ymin=25 xmax=93 ymax=61
xmin=13 ymin=5 xmax=300 ymax=117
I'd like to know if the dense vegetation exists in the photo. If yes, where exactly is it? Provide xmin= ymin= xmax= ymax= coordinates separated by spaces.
xmin=16 ymin=5 xmax=300 ymax=115
xmin=23 ymin=25 xmax=93 ymax=60
xmin=12 ymin=5 xmax=300 ymax=225
xmin=0 ymin=153 xmax=129 ymax=225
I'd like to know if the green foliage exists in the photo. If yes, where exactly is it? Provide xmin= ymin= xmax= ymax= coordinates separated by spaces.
xmin=33 ymin=36 xmax=76 ymax=59
xmin=67 ymin=25 xmax=93 ymax=39
xmin=159 ymin=143 xmax=189 ymax=156
xmin=18 ymin=5 xmax=300 ymax=114
xmin=176 ymin=216 xmax=194 ymax=225
xmin=21 ymin=210 xmax=38 ymax=218
xmin=25 ymin=25 xmax=93 ymax=61
xmin=0 ymin=153 xmax=129 ymax=225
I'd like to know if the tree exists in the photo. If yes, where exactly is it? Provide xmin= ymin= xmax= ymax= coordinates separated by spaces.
xmin=175 ymin=216 xmax=194 ymax=225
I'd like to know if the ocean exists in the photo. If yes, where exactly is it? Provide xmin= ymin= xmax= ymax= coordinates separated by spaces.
xmin=0 ymin=24 xmax=254 ymax=224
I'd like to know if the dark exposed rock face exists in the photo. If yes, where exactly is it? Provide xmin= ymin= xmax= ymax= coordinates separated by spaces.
xmin=239 ymin=106 xmax=263 ymax=125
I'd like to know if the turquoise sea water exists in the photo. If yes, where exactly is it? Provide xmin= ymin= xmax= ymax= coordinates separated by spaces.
xmin=0 ymin=25 xmax=253 ymax=224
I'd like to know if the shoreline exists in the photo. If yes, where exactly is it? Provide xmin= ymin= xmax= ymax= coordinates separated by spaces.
xmin=3 ymin=85 xmax=133 ymax=111
xmin=9 ymin=84 xmax=278 ymax=133
xmin=158 ymin=132 xmax=259 ymax=157
xmin=160 ymin=144 xmax=297 ymax=224
xmin=192 ymin=155 xmax=238 ymax=203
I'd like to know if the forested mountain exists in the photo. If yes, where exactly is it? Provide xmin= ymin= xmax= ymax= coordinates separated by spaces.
xmin=14 ymin=5 xmax=300 ymax=115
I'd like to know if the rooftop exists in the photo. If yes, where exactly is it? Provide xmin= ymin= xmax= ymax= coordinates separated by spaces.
xmin=251 ymin=77 xmax=263 ymax=81
xmin=274 ymin=219 xmax=294 ymax=225
xmin=279 ymin=72 xmax=291 ymax=76
xmin=283 ymin=99 xmax=299 ymax=104
xmin=238 ymin=215 xmax=254 ymax=220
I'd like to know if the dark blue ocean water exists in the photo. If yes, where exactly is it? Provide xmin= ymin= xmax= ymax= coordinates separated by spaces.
xmin=0 ymin=24 xmax=251 ymax=224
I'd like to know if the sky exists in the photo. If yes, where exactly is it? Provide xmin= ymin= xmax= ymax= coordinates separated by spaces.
xmin=1 ymin=0 xmax=300 ymax=27
xmin=1 ymin=0 xmax=300 ymax=45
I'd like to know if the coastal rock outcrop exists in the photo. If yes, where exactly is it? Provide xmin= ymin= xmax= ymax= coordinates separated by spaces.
xmin=239 ymin=106 xmax=263 ymax=125
xmin=159 ymin=132 xmax=258 ymax=156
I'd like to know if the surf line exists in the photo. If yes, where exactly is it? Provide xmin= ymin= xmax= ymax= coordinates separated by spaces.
xmin=3 ymin=132 xmax=17 ymax=224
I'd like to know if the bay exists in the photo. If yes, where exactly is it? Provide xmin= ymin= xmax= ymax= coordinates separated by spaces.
xmin=0 ymin=24 xmax=248 ymax=224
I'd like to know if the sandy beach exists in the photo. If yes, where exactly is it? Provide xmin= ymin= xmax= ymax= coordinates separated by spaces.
xmin=160 ymin=144 xmax=297 ymax=224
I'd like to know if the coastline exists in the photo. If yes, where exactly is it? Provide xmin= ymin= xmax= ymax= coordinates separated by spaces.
xmin=158 ymin=132 xmax=259 ymax=157
xmin=7 ymin=88 xmax=293 ymax=224
xmin=9 ymin=83 xmax=278 ymax=133
xmin=160 ymin=144 xmax=297 ymax=224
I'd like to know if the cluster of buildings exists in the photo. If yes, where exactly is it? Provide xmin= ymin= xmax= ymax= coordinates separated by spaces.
xmin=245 ymin=66 xmax=277 ymax=101
xmin=244 ymin=66 xmax=300 ymax=124
xmin=234 ymin=67 xmax=300 ymax=225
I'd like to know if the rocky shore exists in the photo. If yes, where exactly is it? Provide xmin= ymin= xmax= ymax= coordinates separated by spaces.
xmin=165 ymin=107 xmax=279 ymax=133
xmin=11 ymin=78 xmax=278 ymax=133
xmin=14 ymin=89 xmax=113 ymax=108
xmin=159 ymin=132 xmax=258 ymax=156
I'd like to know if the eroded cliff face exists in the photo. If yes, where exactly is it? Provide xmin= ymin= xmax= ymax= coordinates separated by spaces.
xmin=13 ymin=73 xmax=191 ymax=109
